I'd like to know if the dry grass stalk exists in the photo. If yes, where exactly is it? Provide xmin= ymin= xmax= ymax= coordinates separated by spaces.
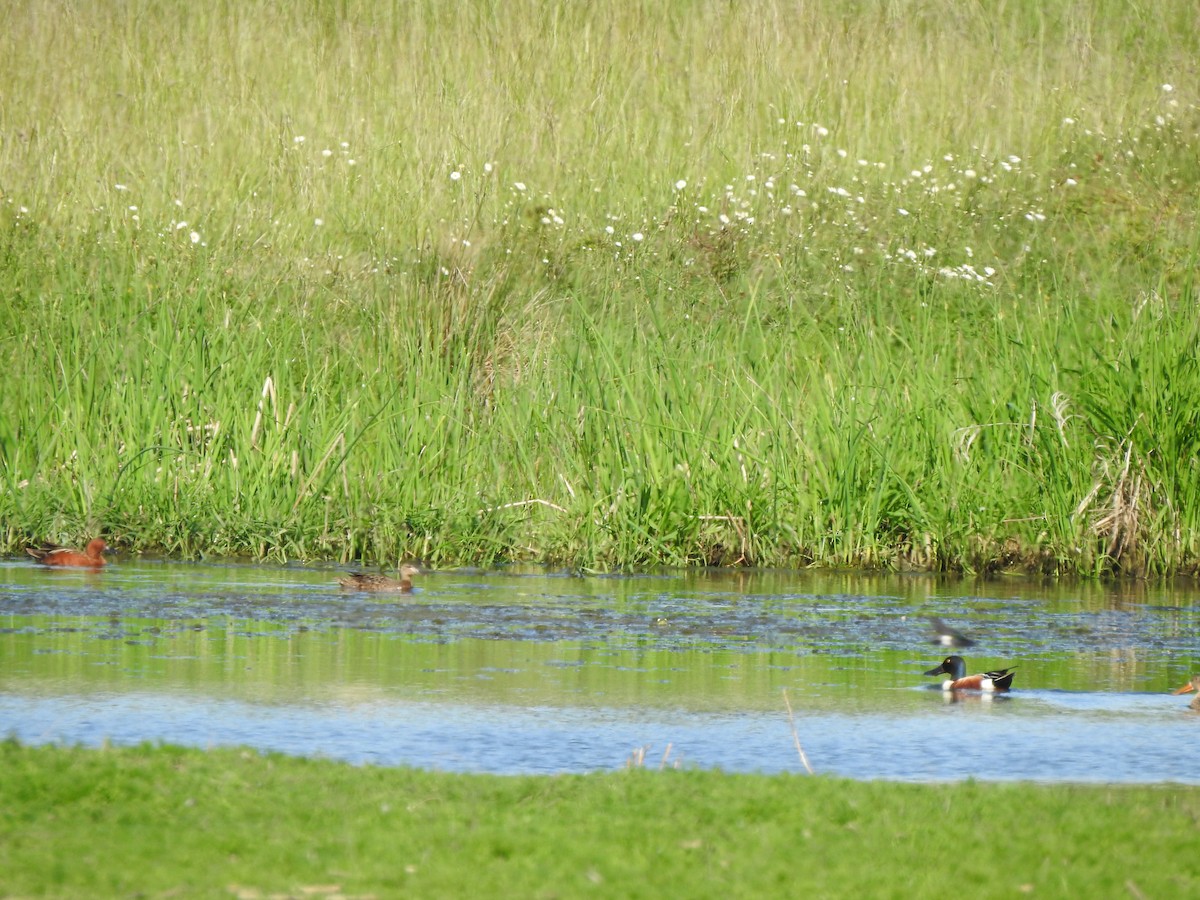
xmin=697 ymin=514 xmax=750 ymax=565
xmin=1075 ymin=438 xmax=1150 ymax=569
xmin=250 ymin=375 xmax=276 ymax=450
xmin=477 ymin=499 xmax=567 ymax=514
xmin=292 ymin=432 xmax=346 ymax=512
xmin=624 ymin=744 xmax=680 ymax=770
xmin=781 ymin=689 xmax=815 ymax=775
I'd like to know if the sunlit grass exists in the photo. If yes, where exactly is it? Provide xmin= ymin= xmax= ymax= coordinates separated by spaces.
xmin=1 ymin=1 xmax=1198 ymax=574
xmin=1 ymin=742 xmax=1198 ymax=897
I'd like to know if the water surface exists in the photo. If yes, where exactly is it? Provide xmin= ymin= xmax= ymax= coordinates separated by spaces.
xmin=2 ymin=559 xmax=1198 ymax=782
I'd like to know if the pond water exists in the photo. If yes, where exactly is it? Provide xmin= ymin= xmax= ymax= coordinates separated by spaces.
xmin=2 ymin=559 xmax=1198 ymax=783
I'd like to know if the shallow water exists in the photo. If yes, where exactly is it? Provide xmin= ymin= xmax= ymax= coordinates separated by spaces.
xmin=1 ymin=559 xmax=1198 ymax=782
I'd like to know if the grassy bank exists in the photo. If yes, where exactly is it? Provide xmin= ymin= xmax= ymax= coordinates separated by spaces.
xmin=1 ymin=1 xmax=1199 ymax=574
xmin=1 ymin=741 xmax=1196 ymax=897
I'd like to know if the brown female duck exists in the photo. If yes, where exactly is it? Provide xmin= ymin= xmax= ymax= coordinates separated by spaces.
xmin=337 ymin=562 xmax=422 ymax=593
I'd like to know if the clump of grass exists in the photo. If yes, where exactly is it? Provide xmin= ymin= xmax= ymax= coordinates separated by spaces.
xmin=1 ymin=1 xmax=1198 ymax=574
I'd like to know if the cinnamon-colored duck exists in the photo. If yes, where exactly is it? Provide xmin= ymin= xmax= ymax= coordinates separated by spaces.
xmin=26 ymin=537 xmax=113 ymax=568
xmin=338 ymin=562 xmax=422 ymax=593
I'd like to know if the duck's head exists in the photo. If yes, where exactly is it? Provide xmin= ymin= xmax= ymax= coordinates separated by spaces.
xmin=924 ymin=656 xmax=967 ymax=679
xmin=1172 ymin=676 xmax=1200 ymax=696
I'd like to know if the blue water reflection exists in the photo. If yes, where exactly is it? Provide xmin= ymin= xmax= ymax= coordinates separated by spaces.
xmin=2 ymin=688 xmax=1197 ymax=782
xmin=2 ymin=558 xmax=1199 ymax=782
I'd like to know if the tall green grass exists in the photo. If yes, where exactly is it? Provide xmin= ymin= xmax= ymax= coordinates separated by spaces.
xmin=1 ymin=1 xmax=1198 ymax=573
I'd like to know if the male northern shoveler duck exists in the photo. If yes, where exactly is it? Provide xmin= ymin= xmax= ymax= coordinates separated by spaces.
xmin=26 ymin=537 xmax=112 ymax=568
xmin=928 ymin=616 xmax=975 ymax=648
xmin=924 ymin=655 xmax=1016 ymax=692
xmin=337 ymin=562 xmax=422 ymax=593
xmin=1172 ymin=676 xmax=1200 ymax=710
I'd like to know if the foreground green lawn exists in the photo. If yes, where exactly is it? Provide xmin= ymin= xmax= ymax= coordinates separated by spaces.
xmin=0 ymin=742 xmax=1195 ymax=898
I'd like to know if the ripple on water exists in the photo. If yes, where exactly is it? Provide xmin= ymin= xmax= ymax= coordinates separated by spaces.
xmin=1 ymin=560 xmax=1199 ymax=781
